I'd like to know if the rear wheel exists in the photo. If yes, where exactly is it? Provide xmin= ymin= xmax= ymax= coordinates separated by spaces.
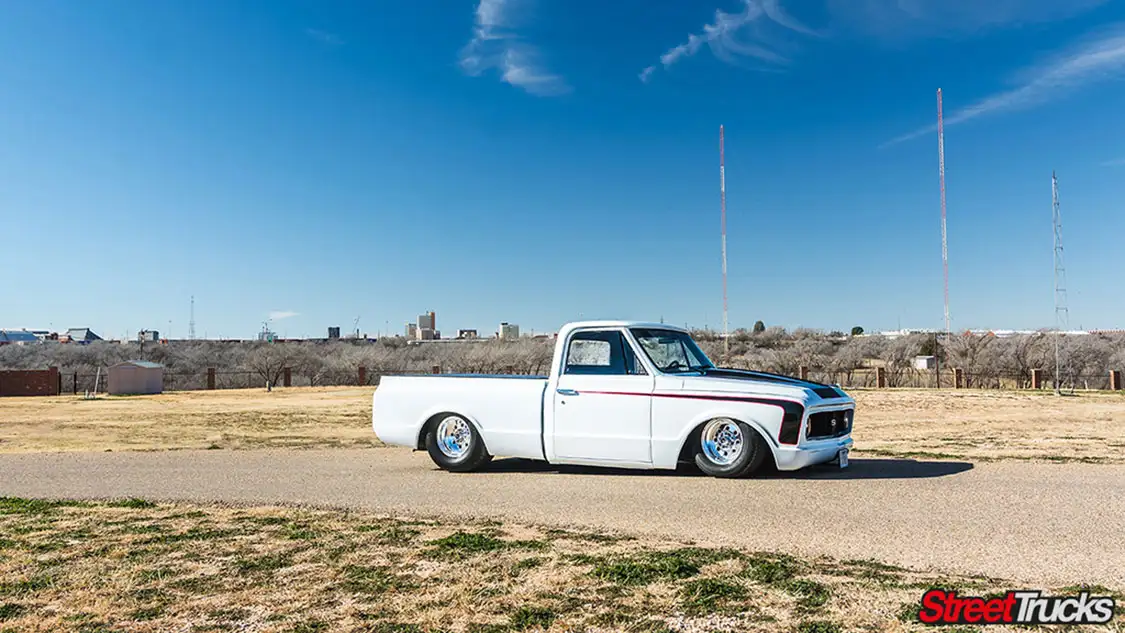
xmin=693 ymin=418 xmax=769 ymax=478
xmin=425 ymin=414 xmax=492 ymax=473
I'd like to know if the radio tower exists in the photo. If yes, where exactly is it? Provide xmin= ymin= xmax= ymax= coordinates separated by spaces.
xmin=937 ymin=89 xmax=951 ymax=335
xmin=1052 ymin=171 xmax=1069 ymax=395
xmin=188 ymin=296 xmax=196 ymax=340
xmin=719 ymin=125 xmax=729 ymax=358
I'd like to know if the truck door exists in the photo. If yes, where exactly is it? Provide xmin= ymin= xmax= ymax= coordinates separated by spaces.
xmin=552 ymin=329 xmax=654 ymax=463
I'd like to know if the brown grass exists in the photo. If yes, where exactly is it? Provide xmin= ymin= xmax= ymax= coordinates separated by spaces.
xmin=1 ymin=498 xmax=1118 ymax=633
xmin=851 ymin=389 xmax=1125 ymax=464
xmin=2 ymin=386 xmax=1124 ymax=464
xmin=0 ymin=387 xmax=380 ymax=453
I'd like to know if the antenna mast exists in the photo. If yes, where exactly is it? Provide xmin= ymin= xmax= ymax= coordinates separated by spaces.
xmin=720 ymin=125 xmax=729 ymax=358
xmin=1052 ymin=171 xmax=1069 ymax=395
xmin=937 ymin=89 xmax=950 ymax=335
xmin=188 ymin=296 xmax=196 ymax=340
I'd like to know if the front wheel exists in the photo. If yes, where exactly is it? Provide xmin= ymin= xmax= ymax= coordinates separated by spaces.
xmin=693 ymin=418 xmax=770 ymax=478
xmin=425 ymin=414 xmax=492 ymax=473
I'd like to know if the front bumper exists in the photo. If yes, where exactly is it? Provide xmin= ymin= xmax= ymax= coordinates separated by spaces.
xmin=774 ymin=436 xmax=853 ymax=470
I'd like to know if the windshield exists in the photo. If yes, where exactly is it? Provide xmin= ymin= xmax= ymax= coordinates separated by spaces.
xmin=630 ymin=328 xmax=715 ymax=373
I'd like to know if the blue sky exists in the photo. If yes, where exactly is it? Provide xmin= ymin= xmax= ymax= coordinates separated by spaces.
xmin=3 ymin=0 xmax=1125 ymax=339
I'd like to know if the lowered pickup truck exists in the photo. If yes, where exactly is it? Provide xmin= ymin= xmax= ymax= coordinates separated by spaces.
xmin=372 ymin=321 xmax=854 ymax=478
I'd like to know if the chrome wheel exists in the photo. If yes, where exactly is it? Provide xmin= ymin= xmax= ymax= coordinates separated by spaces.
xmin=701 ymin=418 xmax=744 ymax=466
xmin=435 ymin=415 xmax=472 ymax=459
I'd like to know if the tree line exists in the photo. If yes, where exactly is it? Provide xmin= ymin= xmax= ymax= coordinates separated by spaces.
xmin=2 ymin=328 xmax=1123 ymax=390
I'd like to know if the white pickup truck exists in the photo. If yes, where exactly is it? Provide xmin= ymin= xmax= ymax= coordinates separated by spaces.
xmin=372 ymin=321 xmax=854 ymax=478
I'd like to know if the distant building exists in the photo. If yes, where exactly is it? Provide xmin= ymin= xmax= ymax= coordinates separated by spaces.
xmin=0 ymin=330 xmax=40 ymax=345
xmin=457 ymin=329 xmax=478 ymax=339
xmin=405 ymin=323 xmax=418 ymax=339
xmin=498 ymin=322 xmax=519 ymax=341
xmin=138 ymin=330 xmax=160 ymax=342
xmin=328 ymin=326 xmax=341 ymax=339
xmin=417 ymin=311 xmax=436 ymax=331
xmin=417 ymin=328 xmax=435 ymax=341
xmin=64 ymin=328 xmax=102 ymax=343
xmin=257 ymin=330 xmax=277 ymax=342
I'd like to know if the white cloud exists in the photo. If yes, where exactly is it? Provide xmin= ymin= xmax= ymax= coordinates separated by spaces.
xmin=1103 ymin=157 xmax=1125 ymax=167
xmin=884 ymin=26 xmax=1125 ymax=146
xmin=459 ymin=0 xmax=569 ymax=96
xmin=640 ymin=0 xmax=818 ymax=82
xmin=269 ymin=311 xmax=299 ymax=321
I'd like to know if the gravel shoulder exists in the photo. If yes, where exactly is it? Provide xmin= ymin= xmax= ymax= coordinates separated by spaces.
xmin=1 ymin=448 xmax=1121 ymax=588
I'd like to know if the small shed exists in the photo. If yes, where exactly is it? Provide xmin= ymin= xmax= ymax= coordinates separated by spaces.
xmin=914 ymin=355 xmax=937 ymax=370
xmin=107 ymin=361 xmax=164 ymax=395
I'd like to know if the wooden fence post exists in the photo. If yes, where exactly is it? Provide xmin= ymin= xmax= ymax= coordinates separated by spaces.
xmin=953 ymin=368 xmax=964 ymax=389
xmin=1109 ymin=370 xmax=1122 ymax=391
xmin=73 ymin=371 xmax=78 ymax=394
xmin=1031 ymin=368 xmax=1043 ymax=390
xmin=358 ymin=366 xmax=367 ymax=386
xmin=283 ymin=367 xmax=292 ymax=388
xmin=875 ymin=367 xmax=887 ymax=388
xmin=799 ymin=366 xmax=809 ymax=381
xmin=207 ymin=368 xmax=216 ymax=390
xmin=432 ymin=365 xmax=441 ymax=375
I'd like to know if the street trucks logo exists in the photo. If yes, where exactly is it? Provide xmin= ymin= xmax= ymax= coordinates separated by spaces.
xmin=918 ymin=589 xmax=1115 ymax=625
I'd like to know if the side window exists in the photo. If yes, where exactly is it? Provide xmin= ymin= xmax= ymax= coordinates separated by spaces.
xmin=564 ymin=331 xmax=646 ymax=376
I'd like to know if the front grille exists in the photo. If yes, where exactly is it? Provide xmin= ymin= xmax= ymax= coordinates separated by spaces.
xmin=806 ymin=409 xmax=852 ymax=440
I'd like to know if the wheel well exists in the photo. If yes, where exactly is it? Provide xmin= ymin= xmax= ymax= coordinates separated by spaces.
xmin=416 ymin=413 xmax=447 ymax=450
xmin=678 ymin=417 xmax=778 ymax=467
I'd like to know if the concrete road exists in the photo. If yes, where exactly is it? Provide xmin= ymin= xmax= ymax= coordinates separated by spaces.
xmin=1 ymin=449 xmax=1121 ymax=587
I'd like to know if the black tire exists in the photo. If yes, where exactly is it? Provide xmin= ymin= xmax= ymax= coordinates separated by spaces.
xmin=693 ymin=418 xmax=770 ymax=478
xmin=424 ymin=414 xmax=492 ymax=473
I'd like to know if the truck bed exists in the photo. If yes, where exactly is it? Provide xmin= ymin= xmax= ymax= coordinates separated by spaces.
xmin=372 ymin=374 xmax=549 ymax=461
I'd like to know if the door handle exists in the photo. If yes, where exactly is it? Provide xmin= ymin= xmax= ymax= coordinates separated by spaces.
xmin=556 ymin=388 xmax=579 ymax=396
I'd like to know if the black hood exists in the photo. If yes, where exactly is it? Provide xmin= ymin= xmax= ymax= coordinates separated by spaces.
xmin=700 ymin=368 xmax=845 ymax=399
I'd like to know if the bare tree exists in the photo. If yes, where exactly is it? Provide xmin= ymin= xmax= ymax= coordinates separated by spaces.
xmin=245 ymin=343 xmax=301 ymax=391
xmin=945 ymin=333 xmax=996 ymax=388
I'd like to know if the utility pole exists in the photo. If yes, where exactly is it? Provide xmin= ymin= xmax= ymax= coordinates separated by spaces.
xmin=937 ymin=89 xmax=951 ymax=336
xmin=188 ymin=296 xmax=196 ymax=340
xmin=1052 ymin=171 xmax=1069 ymax=395
xmin=719 ymin=125 xmax=729 ymax=359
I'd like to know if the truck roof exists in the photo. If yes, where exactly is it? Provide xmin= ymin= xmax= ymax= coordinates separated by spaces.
xmin=560 ymin=320 xmax=688 ymax=333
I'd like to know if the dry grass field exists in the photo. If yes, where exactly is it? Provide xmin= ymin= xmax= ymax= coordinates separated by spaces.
xmin=1 ymin=386 xmax=1123 ymax=463
xmin=0 ymin=387 xmax=379 ymax=453
xmin=1 ymin=498 xmax=1119 ymax=633
xmin=850 ymin=389 xmax=1125 ymax=464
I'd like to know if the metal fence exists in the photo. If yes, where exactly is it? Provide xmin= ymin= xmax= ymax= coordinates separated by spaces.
xmin=812 ymin=368 xmax=1114 ymax=391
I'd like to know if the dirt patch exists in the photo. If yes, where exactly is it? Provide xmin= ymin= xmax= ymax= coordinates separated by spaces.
xmin=0 ymin=498 xmax=1118 ymax=632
